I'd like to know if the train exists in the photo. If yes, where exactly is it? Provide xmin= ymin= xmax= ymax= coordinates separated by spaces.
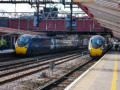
xmin=15 ymin=34 xmax=80 ymax=55
xmin=88 ymin=35 xmax=105 ymax=57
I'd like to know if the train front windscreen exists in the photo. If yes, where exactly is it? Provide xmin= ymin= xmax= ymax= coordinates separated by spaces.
xmin=17 ymin=35 xmax=31 ymax=47
xmin=91 ymin=39 xmax=103 ymax=49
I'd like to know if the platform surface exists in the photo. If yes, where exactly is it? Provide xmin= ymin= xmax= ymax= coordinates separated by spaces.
xmin=65 ymin=51 xmax=120 ymax=90
xmin=0 ymin=49 xmax=14 ymax=54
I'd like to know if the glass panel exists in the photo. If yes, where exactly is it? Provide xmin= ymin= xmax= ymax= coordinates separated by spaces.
xmin=91 ymin=39 xmax=103 ymax=49
xmin=17 ymin=35 xmax=31 ymax=47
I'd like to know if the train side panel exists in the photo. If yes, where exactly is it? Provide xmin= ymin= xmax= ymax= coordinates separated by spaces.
xmin=15 ymin=34 xmax=81 ymax=55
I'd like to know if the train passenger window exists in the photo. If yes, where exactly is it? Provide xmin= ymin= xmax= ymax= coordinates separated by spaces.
xmin=31 ymin=39 xmax=41 ymax=47
xmin=31 ymin=38 xmax=51 ymax=47
xmin=41 ymin=39 xmax=51 ymax=46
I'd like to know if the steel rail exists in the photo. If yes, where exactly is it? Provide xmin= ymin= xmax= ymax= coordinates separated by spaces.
xmin=0 ymin=53 xmax=84 ymax=85
xmin=37 ymin=47 xmax=112 ymax=90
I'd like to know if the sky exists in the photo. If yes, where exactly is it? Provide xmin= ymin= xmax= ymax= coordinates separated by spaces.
xmin=0 ymin=4 xmax=36 ymax=12
xmin=0 ymin=3 xmax=85 ymax=18
xmin=0 ymin=3 xmax=82 ymax=12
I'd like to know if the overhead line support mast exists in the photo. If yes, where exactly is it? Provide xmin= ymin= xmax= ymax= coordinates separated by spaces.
xmin=70 ymin=0 xmax=73 ymax=31
xmin=0 ymin=0 xmax=75 ymax=29
xmin=36 ymin=0 xmax=40 ymax=27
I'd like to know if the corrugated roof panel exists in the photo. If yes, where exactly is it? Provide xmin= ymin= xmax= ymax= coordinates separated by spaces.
xmin=74 ymin=0 xmax=120 ymax=37
xmin=95 ymin=0 xmax=120 ymax=10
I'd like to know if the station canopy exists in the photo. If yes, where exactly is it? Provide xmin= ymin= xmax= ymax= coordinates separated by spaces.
xmin=73 ymin=0 xmax=120 ymax=39
xmin=0 ymin=27 xmax=46 ymax=36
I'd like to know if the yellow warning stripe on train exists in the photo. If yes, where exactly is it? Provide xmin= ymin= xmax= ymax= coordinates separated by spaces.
xmin=15 ymin=47 xmax=27 ymax=54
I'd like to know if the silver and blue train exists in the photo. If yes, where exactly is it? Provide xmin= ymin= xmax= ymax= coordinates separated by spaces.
xmin=88 ymin=35 xmax=105 ymax=57
xmin=15 ymin=34 xmax=80 ymax=55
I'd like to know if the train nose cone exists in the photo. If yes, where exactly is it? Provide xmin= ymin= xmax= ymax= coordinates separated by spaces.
xmin=90 ymin=48 xmax=102 ymax=56
xmin=15 ymin=47 xmax=27 ymax=54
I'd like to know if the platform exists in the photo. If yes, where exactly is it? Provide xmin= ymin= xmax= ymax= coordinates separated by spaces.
xmin=65 ymin=51 xmax=120 ymax=90
xmin=0 ymin=49 xmax=14 ymax=54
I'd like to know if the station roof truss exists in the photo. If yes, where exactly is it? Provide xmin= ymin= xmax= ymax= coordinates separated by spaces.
xmin=73 ymin=0 xmax=120 ymax=38
xmin=0 ymin=0 xmax=75 ymax=5
xmin=0 ymin=11 xmax=86 ymax=19
xmin=0 ymin=27 xmax=46 ymax=36
xmin=0 ymin=0 xmax=86 ymax=20
xmin=0 ymin=0 xmax=116 ymax=36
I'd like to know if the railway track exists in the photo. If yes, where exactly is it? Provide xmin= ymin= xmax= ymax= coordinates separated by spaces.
xmin=0 ymin=49 xmax=86 ymax=70
xmin=36 ymin=48 xmax=111 ymax=90
xmin=0 ymin=49 xmax=88 ymax=85
xmin=0 ymin=53 xmax=20 ymax=62
xmin=36 ymin=56 xmax=96 ymax=90
xmin=0 ymin=50 xmax=73 ymax=62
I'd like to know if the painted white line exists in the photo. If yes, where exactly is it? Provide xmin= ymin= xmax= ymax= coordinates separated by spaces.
xmin=65 ymin=54 xmax=106 ymax=90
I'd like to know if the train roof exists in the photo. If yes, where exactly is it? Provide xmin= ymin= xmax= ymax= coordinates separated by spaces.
xmin=20 ymin=34 xmax=50 ymax=39
xmin=90 ymin=35 xmax=105 ymax=40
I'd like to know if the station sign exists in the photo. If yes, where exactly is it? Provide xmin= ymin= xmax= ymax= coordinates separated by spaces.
xmin=73 ymin=0 xmax=94 ymax=3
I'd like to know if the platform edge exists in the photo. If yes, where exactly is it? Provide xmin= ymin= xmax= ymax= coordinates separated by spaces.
xmin=64 ymin=54 xmax=106 ymax=90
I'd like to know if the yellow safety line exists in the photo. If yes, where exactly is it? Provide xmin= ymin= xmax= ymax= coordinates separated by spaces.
xmin=111 ymin=55 xmax=118 ymax=90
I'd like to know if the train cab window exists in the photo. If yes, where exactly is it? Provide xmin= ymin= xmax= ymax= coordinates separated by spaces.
xmin=91 ymin=39 xmax=103 ymax=48
xmin=91 ymin=40 xmax=102 ymax=45
xmin=19 ymin=37 xmax=29 ymax=43
xmin=17 ymin=36 xmax=31 ymax=46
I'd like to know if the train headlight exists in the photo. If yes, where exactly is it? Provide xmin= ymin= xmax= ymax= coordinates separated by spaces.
xmin=15 ymin=43 xmax=18 ymax=48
